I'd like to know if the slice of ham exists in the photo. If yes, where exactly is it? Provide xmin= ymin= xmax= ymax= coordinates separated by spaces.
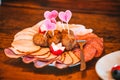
xmin=9 ymin=47 xmax=24 ymax=55
xmin=55 ymin=61 xmax=68 ymax=69
xmin=45 ymin=52 xmax=58 ymax=60
xmin=62 ymin=52 xmax=73 ymax=65
xmin=11 ymin=39 xmax=40 ymax=53
xmin=31 ymin=48 xmax=49 ymax=56
xmin=4 ymin=48 xmax=21 ymax=58
xmin=33 ymin=60 xmax=54 ymax=68
xmin=69 ymin=51 xmax=80 ymax=64
xmin=56 ymin=52 xmax=65 ymax=62
xmin=73 ymin=48 xmax=81 ymax=59
xmin=35 ymin=52 xmax=51 ymax=59
xmin=22 ymin=56 xmax=36 ymax=64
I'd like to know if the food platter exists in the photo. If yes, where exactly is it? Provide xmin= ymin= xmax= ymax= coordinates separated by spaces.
xmin=4 ymin=10 xmax=104 ymax=69
xmin=95 ymin=50 xmax=120 ymax=80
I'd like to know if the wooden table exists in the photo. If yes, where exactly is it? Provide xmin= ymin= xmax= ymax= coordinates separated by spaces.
xmin=0 ymin=1 xmax=120 ymax=80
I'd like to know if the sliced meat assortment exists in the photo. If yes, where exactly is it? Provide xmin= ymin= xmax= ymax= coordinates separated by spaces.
xmin=4 ymin=22 xmax=104 ymax=69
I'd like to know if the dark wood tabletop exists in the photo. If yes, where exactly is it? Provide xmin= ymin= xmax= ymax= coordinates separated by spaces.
xmin=0 ymin=0 xmax=120 ymax=80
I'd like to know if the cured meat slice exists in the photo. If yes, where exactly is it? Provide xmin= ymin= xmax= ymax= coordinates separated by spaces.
xmin=55 ymin=62 xmax=68 ymax=69
xmin=34 ymin=60 xmax=53 ymax=68
xmin=62 ymin=52 xmax=73 ymax=65
xmin=11 ymin=39 xmax=40 ymax=53
xmin=35 ymin=52 xmax=51 ymax=59
xmin=76 ymin=33 xmax=103 ymax=61
xmin=45 ymin=52 xmax=58 ymax=60
xmin=31 ymin=48 xmax=49 ymax=56
xmin=9 ymin=47 xmax=24 ymax=55
xmin=22 ymin=56 xmax=36 ymax=63
xmin=4 ymin=48 xmax=21 ymax=58
xmin=69 ymin=51 xmax=80 ymax=64
xmin=95 ymin=38 xmax=103 ymax=48
xmin=14 ymin=34 xmax=33 ymax=41
xmin=83 ymin=43 xmax=96 ymax=62
xmin=57 ymin=52 xmax=65 ymax=63
xmin=87 ymin=38 xmax=103 ymax=57
xmin=73 ymin=48 xmax=81 ymax=59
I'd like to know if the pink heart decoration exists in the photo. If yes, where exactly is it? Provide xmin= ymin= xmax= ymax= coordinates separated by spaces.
xmin=58 ymin=10 xmax=72 ymax=23
xmin=44 ymin=10 xmax=58 ymax=19
xmin=50 ymin=18 xmax=56 ymax=23
xmin=44 ymin=19 xmax=56 ymax=31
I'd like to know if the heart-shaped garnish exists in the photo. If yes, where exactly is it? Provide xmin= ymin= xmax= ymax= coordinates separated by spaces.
xmin=44 ymin=10 xmax=58 ymax=19
xmin=59 ymin=10 xmax=72 ymax=23
xmin=44 ymin=19 xmax=56 ymax=31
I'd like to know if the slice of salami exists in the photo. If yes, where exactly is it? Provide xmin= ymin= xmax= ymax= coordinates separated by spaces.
xmin=76 ymin=33 xmax=103 ymax=61
xmin=87 ymin=37 xmax=103 ymax=57
xmin=83 ymin=44 xmax=97 ymax=62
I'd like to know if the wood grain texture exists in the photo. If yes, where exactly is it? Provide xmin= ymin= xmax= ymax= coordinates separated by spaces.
xmin=2 ymin=0 xmax=120 ymax=15
xmin=0 ymin=0 xmax=120 ymax=80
